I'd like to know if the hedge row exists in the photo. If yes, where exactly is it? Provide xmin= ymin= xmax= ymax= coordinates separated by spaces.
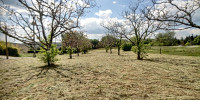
xmin=121 ymin=42 xmax=132 ymax=51
xmin=0 ymin=41 xmax=20 ymax=57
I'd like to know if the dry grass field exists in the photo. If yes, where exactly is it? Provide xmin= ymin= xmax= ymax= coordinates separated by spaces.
xmin=0 ymin=49 xmax=200 ymax=100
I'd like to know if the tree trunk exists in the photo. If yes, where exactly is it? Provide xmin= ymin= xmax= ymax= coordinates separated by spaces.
xmin=106 ymin=49 xmax=108 ymax=53
xmin=84 ymin=51 xmax=86 ymax=54
xmin=48 ymin=60 xmax=51 ymax=66
xmin=137 ymin=51 xmax=142 ymax=60
xmin=118 ymin=37 xmax=121 ymax=56
xmin=77 ymin=53 xmax=79 ymax=56
xmin=118 ymin=45 xmax=120 ymax=55
xmin=69 ymin=49 xmax=72 ymax=59
xmin=77 ymin=48 xmax=79 ymax=56
xmin=110 ymin=47 xmax=112 ymax=54
xmin=70 ymin=53 xmax=72 ymax=59
xmin=136 ymin=42 xmax=142 ymax=60
xmin=46 ymin=46 xmax=52 ymax=66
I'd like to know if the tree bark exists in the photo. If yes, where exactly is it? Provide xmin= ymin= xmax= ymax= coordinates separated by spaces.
xmin=118 ymin=37 xmax=122 ymax=55
xmin=137 ymin=51 xmax=142 ymax=60
xmin=46 ymin=47 xmax=51 ymax=66
xmin=77 ymin=48 xmax=79 ymax=56
xmin=84 ymin=50 xmax=86 ymax=54
xmin=137 ymin=42 xmax=142 ymax=60
xmin=118 ymin=45 xmax=120 ymax=55
xmin=110 ymin=47 xmax=112 ymax=54
xmin=69 ymin=49 xmax=72 ymax=59
xmin=48 ymin=60 xmax=51 ymax=66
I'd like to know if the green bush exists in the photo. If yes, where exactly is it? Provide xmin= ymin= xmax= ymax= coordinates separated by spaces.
xmin=193 ymin=36 xmax=200 ymax=45
xmin=39 ymin=44 xmax=58 ymax=66
xmin=122 ymin=42 xmax=132 ymax=51
xmin=185 ymin=41 xmax=191 ymax=46
xmin=8 ymin=47 xmax=20 ymax=57
xmin=0 ymin=41 xmax=20 ymax=57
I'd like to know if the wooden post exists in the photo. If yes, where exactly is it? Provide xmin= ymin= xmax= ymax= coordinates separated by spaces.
xmin=5 ymin=34 xmax=8 ymax=59
xmin=32 ymin=16 xmax=36 ymax=57
xmin=33 ymin=33 xmax=36 ymax=57
xmin=160 ymin=47 xmax=161 ymax=54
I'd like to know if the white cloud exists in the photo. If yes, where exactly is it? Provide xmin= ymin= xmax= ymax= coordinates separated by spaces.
xmin=175 ymin=28 xmax=200 ymax=39
xmin=113 ymin=1 xmax=117 ymax=4
xmin=80 ymin=17 xmax=105 ymax=34
xmin=10 ymin=5 xmax=28 ymax=13
xmin=95 ymin=9 xmax=112 ymax=18
xmin=87 ymin=33 xmax=105 ymax=40
xmin=80 ymin=9 xmax=125 ymax=39
xmin=0 ymin=9 xmax=6 ymax=16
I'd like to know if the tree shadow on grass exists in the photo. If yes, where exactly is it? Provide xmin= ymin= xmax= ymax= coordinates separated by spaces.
xmin=144 ymin=58 xmax=181 ymax=65
xmin=23 ymin=64 xmax=80 ymax=83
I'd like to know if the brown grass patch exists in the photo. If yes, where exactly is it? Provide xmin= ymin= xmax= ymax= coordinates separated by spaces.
xmin=0 ymin=49 xmax=200 ymax=99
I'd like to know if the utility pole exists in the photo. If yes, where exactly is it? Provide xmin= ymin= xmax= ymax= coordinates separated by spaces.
xmin=5 ymin=33 xmax=8 ymax=59
xmin=32 ymin=16 xmax=36 ymax=57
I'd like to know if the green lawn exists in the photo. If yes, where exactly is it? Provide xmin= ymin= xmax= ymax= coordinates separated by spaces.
xmin=147 ymin=46 xmax=200 ymax=56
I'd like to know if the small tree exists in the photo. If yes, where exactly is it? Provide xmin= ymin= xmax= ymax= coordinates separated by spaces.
xmin=40 ymin=44 xmax=58 ymax=66
xmin=125 ymin=1 xmax=163 ymax=59
xmin=102 ymin=0 xmax=162 ymax=59
xmin=193 ymin=36 xmax=200 ymax=45
xmin=155 ymin=31 xmax=178 ymax=46
xmin=102 ymin=21 xmax=124 ymax=55
xmin=79 ymin=35 xmax=92 ymax=54
xmin=101 ymin=35 xmax=116 ymax=54
xmin=62 ymin=31 xmax=84 ymax=58
xmin=62 ymin=31 xmax=76 ymax=59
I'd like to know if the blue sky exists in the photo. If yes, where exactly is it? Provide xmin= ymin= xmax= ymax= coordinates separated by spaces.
xmin=0 ymin=0 xmax=200 ymax=42
xmin=80 ymin=0 xmax=134 ymax=40
xmin=80 ymin=0 xmax=200 ymax=40
xmin=85 ymin=0 xmax=131 ymax=18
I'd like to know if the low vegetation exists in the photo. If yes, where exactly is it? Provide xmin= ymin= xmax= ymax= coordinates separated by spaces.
xmin=0 ymin=49 xmax=199 ymax=99
xmin=0 ymin=41 xmax=20 ymax=57
xmin=147 ymin=46 xmax=200 ymax=56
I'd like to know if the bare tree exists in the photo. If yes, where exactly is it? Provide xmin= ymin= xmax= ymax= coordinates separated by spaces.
xmin=0 ymin=0 xmax=95 ymax=66
xmin=62 ymin=30 xmax=83 ymax=58
xmin=144 ymin=0 xmax=200 ymax=30
xmin=102 ymin=21 xmax=125 ymax=55
xmin=101 ymin=34 xmax=116 ymax=54
xmin=79 ymin=34 xmax=92 ymax=54
xmin=104 ymin=0 xmax=162 ymax=60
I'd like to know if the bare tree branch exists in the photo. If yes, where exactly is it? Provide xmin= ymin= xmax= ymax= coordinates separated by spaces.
xmin=145 ymin=0 xmax=200 ymax=29
xmin=0 ymin=0 xmax=96 ymax=51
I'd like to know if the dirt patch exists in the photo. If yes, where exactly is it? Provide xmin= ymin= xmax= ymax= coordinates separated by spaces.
xmin=0 ymin=50 xmax=200 ymax=99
